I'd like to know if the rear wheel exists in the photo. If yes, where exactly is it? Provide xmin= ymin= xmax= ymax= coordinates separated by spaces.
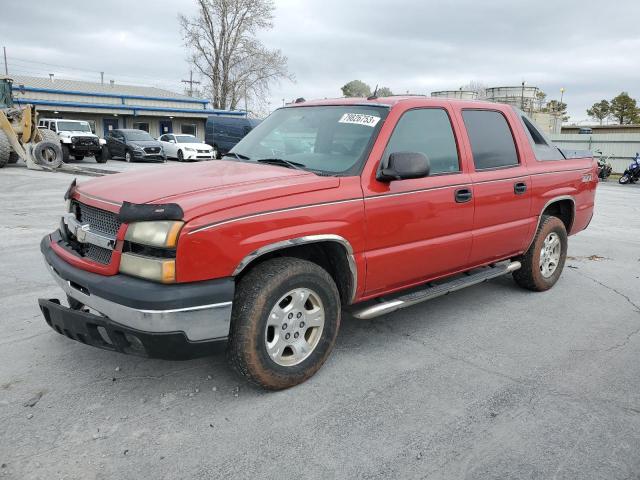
xmin=513 ymin=215 xmax=567 ymax=291
xmin=619 ymin=175 xmax=629 ymax=184
xmin=228 ymin=258 xmax=341 ymax=390
xmin=0 ymin=130 xmax=10 ymax=168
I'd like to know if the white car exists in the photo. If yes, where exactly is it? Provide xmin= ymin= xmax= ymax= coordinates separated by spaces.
xmin=158 ymin=134 xmax=216 ymax=161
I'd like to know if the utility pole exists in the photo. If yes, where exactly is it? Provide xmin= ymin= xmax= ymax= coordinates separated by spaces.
xmin=520 ymin=81 xmax=525 ymax=110
xmin=181 ymin=70 xmax=201 ymax=97
xmin=3 ymin=46 xmax=8 ymax=76
xmin=100 ymin=71 xmax=104 ymax=85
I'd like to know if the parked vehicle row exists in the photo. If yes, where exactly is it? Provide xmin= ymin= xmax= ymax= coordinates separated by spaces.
xmin=35 ymin=115 xmax=260 ymax=165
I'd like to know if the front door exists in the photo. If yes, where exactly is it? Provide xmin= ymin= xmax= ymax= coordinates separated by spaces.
xmin=159 ymin=120 xmax=173 ymax=135
xmin=103 ymin=118 xmax=119 ymax=138
xmin=458 ymin=108 xmax=533 ymax=264
xmin=362 ymin=106 xmax=474 ymax=296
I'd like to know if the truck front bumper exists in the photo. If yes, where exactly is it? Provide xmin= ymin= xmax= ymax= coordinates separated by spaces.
xmin=39 ymin=233 xmax=234 ymax=359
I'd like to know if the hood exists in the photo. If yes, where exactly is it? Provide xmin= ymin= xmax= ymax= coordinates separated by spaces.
xmin=177 ymin=143 xmax=213 ymax=150
xmin=60 ymin=131 xmax=98 ymax=138
xmin=75 ymin=160 xmax=340 ymax=220
xmin=128 ymin=140 xmax=162 ymax=147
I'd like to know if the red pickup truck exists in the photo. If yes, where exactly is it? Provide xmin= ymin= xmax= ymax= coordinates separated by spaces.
xmin=39 ymin=96 xmax=597 ymax=389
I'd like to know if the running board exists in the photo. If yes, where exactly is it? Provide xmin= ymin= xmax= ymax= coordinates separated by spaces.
xmin=350 ymin=261 xmax=521 ymax=320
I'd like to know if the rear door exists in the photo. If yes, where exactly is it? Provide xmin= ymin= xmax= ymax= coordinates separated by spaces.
xmin=457 ymin=108 xmax=532 ymax=264
xmin=362 ymin=106 xmax=474 ymax=296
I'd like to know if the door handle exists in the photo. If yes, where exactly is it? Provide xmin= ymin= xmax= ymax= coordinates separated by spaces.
xmin=454 ymin=188 xmax=473 ymax=203
xmin=514 ymin=182 xmax=527 ymax=195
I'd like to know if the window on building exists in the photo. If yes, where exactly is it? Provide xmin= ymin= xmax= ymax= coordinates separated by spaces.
xmin=383 ymin=108 xmax=460 ymax=174
xmin=134 ymin=122 xmax=150 ymax=133
xmin=462 ymin=110 xmax=519 ymax=169
xmin=181 ymin=124 xmax=197 ymax=136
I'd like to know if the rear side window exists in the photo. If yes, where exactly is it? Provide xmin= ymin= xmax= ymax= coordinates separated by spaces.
xmin=383 ymin=108 xmax=460 ymax=174
xmin=516 ymin=110 xmax=564 ymax=161
xmin=462 ymin=110 xmax=518 ymax=169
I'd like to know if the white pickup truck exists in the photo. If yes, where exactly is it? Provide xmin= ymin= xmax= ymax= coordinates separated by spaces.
xmin=38 ymin=118 xmax=108 ymax=163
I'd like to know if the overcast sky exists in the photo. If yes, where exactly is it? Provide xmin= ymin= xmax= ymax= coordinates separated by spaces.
xmin=3 ymin=0 xmax=639 ymax=122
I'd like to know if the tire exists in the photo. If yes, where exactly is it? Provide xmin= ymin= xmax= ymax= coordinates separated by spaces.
xmin=38 ymin=128 xmax=59 ymax=143
xmin=125 ymin=150 xmax=132 ymax=162
xmin=61 ymin=144 xmax=70 ymax=162
xmin=8 ymin=152 xmax=19 ymax=164
xmin=96 ymin=146 xmax=109 ymax=163
xmin=33 ymin=141 xmax=64 ymax=168
xmin=513 ymin=215 xmax=568 ymax=292
xmin=0 ymin=130 xmax=10 ymax=168
xmin=73 ymin=155 xmax=84 ymax=161
xmin=177 ymin=150 xmax=184 ymax=162
xmin=228 ymin=257 xmax=341 ymax=390
xmin=619 ymin=175 xmax=629 ymax=184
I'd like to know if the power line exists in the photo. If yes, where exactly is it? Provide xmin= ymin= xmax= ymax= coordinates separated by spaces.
xmin=181 ymin=70 xmax=201 ymax=96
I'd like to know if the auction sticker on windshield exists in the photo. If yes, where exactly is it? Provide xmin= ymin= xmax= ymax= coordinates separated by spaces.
xmin=338 ymin=113 xmax=381 ymax=127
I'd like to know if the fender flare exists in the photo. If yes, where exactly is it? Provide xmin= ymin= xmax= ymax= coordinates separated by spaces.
xmin=525 ymin=195 xmax=575 ymax=251
xmin=232 ymin=234 xmax=358 ymax=303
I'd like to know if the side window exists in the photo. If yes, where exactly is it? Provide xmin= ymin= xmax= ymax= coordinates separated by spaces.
xmin=519 ymin=114 xmax=564 ymax=161
xmin=49 ymin=122 xmax=57 ymax=132
xmin=383 ymin=108 xmax=460 ymax=175
xmin=462 ymin=110 xmax=518 ymax=169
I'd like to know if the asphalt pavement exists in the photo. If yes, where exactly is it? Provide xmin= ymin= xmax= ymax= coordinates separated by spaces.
xmin=1 ymin=160 xmax=639 ymax=479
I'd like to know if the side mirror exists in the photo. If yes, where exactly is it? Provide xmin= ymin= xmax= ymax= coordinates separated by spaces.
xmin=169 ymin=139 xmax=176 ymax=144
xmin=378 ymin=152 xmax=430 ymax=182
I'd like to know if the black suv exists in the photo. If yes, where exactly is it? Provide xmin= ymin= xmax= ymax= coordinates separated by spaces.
xmin=105 ymin=129 xmax=167 ymax=162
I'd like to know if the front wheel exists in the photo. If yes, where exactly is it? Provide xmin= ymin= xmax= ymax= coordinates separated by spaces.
xmin=513 ymin=215 xmax=567 ymax=291
xmin=228 ymin=258 xmax=341 ymax=390
xmin=124 ymin=150 xmax=132 ymax=162
xmin=619 ymin=174 xmax=630 ymax=184
xmin=177 ymin=150 xmax=184 ymax=162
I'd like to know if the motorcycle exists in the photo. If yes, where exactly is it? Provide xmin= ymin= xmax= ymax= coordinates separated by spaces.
xmin=594 ymin=150 xmax=613 ymax=181
xmin=619 ymin=153 xmax=640 ymax=184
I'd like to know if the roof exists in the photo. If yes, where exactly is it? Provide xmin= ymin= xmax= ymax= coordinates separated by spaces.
xmin=292 ymin=96 xmax=501 ymax=108
xmin=8 ymin=74 xmax=205 ymax=103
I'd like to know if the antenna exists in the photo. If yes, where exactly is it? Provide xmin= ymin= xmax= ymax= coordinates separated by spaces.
xmin=367 ymin=84 xmax=379 ymax=100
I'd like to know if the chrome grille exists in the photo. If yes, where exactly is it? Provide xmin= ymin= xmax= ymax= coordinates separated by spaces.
xmin=73 ymin=201 xmax=121 ymax=237
xmin=144 ymin=147 xmax=161 ymax=154
xmin=86 ymin=244 xmax=113 ymax=264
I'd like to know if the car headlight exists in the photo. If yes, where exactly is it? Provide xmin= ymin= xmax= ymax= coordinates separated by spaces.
xmin=134 ymin=145 xmax=145 ymax=151
xmin=124 ymin=221 xmax=183 ymax=248
xmin=119 ymin=254 xmax=176 ymax=283
xmin=184 ymin=147 xmax=196 ymax=152
xmin=71 ymin=137 xmax=78 ymax=144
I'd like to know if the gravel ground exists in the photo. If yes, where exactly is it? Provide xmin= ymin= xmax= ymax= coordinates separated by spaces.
xmin=1 ymin=160 xmax=639 ymax=480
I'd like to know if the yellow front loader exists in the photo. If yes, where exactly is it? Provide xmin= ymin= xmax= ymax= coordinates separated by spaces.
xmin=0 ymin=76 xmax=63 ymax=170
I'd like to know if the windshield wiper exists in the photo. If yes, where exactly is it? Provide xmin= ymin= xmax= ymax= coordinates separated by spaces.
xmin=223 ymin=152 xmax=251 ymax=160
xmin=256 ymin=158 xmax=306 ymax=171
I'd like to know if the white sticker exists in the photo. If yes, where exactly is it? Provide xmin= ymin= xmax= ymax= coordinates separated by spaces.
xmin=338 ymin=113 xmax=381 ymax=127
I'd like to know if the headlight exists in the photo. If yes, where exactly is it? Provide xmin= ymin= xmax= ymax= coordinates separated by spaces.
xmin=119 ymin=253 xmax=176 ymax=283
xmin=71 ymin=137 xmax=78 ymax=143
xmin=134 ymin=145 xmax=145 ymax=151
xmin=184 ymin=147 xmax=196 ymax=152
xmin=124 ymin=221 xmax=183 ymax=248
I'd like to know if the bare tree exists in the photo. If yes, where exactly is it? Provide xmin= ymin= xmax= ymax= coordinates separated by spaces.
xmin=461 ymin=80 xmax=488 ymax=99
xmin=179 ymin=0 xmax=293 ymax=114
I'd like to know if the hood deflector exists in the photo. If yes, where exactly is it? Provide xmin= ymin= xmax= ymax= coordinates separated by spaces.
xmin=117 ymin=201 xmax=184 ymax=222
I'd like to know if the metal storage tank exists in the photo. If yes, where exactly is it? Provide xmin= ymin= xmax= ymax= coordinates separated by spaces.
xmin=485 ymin=85 xmax=540 ymax=112
xmin=431 ymin=90 xmax=478 ymax=100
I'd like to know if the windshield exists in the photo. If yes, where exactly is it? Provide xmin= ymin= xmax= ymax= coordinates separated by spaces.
xmin=124 ymin=130 xmax=155 ymax=141
xmin=175 ymin=135 xmax=199 ymax=143
xmin=57 ymin=121 xmax=91 ymax=133
xmin=230 ymin=105 xmax=388 ymax=175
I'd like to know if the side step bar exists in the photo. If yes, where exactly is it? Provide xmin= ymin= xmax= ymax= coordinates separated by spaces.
xmin=350 ymin=261 xmax=521 ymax=320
